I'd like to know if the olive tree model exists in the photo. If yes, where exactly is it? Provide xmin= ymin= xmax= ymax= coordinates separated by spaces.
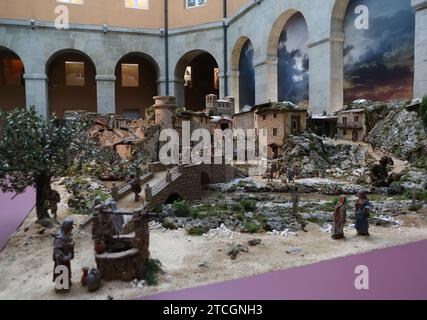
xmin=0 ymin=107 xmax=95 ymax=224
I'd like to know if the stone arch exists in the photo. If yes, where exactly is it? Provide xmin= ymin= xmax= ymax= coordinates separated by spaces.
xmin=114 ymin=52 xmax=160 ymax=118
xmin=165 ymin=193 xmax=183 ymax=204
xmin=0 ymin=46 xmax=26 ymax=111
xmin=231 ymin=37 xmax=256 ymax=112
xmin=46 ymin=49 xmax=97 ymax=117
xmin=174 ymin=50 xmax=219 ymax=111
xmin=267 ymin=9 xmax=300 ymax=59
xmin=331 ymin=0 xmax=350 ymax=34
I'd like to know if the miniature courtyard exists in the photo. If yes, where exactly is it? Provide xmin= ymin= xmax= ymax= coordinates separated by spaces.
xmin=1 ymin=95 xmax=427 ymax=300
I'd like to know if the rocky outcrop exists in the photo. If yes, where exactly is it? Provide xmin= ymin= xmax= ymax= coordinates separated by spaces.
xmin=367 ymin=108 xmax=427 ymax=161
xmin=278 ymin=133 xmax=371 ymax=178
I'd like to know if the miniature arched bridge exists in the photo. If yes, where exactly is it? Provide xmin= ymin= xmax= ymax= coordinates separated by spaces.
xmin=116 ymin=162 xmax=235 ymax=210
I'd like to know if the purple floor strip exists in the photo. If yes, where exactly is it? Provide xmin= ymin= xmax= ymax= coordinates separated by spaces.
xmin=142 ymin=239 xmax=427 ymax=300
xmin=0 ymin=189 xmax=35 ymax=251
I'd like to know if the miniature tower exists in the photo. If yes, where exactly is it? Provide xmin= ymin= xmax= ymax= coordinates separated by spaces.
xmin=153 ymin=96 xmax=177 ymax=130
xmin=224 ymin=96 xmax=236 ymax=115
xmin=206 ymin=94 xmax=219 ymax=116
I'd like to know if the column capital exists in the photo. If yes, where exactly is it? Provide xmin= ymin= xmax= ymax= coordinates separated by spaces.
xmin=253 ymin=56 xmax=278 ymax=68
xmin=95 ymin=75 xmax=116 ymax=81
xmin=308 ymin=33 xmax=344 ymax=49
xmin=23 ymin=73 xmax=48 ymax=81
xmin=157 ymin=77 xmax=168 ymax=84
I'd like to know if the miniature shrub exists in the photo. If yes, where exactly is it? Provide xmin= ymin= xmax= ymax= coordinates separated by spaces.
xmin=143 ymin=259 xmax=164 ymax=286
xmin=190 ymin=207 xmax=201 ymax=219
xmin=153 ymin=204 xmax=163 ymax=213
xmin=240 ymin=199 xmax=257 ymax=212
xmin=243 ymin=221 xmax=261 ymax=234
xmin=162 ymin=219 xmax=178 ymax=230
xmin=187 ymin=227 xmax=207 ymax=236
xmin=404 ymin=190 xmax=427 ymax=201
xmin=173 ymin=200 xmax=191 ymax=217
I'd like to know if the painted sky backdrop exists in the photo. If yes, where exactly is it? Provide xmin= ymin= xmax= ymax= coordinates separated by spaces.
xmin=277 ymin=12 xmax=309 ymax=106
xmin=239 ymin=40 xmax=256 ymax=110
xmin=344 ymin=0 xmax=415 ymax=104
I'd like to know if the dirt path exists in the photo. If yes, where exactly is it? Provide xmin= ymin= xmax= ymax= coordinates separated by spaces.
xmin=327 ymin=138 xmax=408 ymax=174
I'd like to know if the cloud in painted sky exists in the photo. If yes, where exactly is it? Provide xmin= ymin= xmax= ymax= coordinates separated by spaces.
xmin=344 ymin=0 xmax=415 ymax=103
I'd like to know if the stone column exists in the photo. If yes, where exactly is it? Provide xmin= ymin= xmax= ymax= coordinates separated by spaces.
xmin=218 ymin=70 xmax=226 ymax=102
xmin=228 ymin=70 xmax=240 ymax=113
xmin=308 ymin=33 xmax=344 ymax=115
xmin=413 ymin=0 xmax=427 ymax=99
xmin=171 ymin=78 xmax=186 ymax=108
xmin=24 ymin=74 xmax=49 ymax=119
xmin=96 ymin=75 xmax=116 ymax=115
xmin=254 ymin=57 xmax=278 ymax=105
xmin=157 ymin=76 xmax=169 ymax=96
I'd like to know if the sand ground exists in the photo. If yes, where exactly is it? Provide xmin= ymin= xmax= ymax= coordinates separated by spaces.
xmin=0 ymin=202 xmax=426 ymax=300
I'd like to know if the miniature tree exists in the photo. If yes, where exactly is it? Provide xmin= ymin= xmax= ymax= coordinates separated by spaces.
xmin=0 ymin=107 xmax=95 ymax=223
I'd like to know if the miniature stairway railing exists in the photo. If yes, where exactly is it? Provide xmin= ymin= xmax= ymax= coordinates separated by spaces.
xmin=151 ymin=166 xmax=181 ymax=196
xmin=115 ymin=169 xmax=153 ymax=200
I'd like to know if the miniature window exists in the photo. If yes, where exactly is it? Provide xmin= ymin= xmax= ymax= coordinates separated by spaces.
xmin=65 ymin=61 xmax=85 ymax=86
xmin=263 ymin=115 xmax=267 ymax=121
xmin=186 ymin=0 xmax=207 ymax=9
xmin=125 ymin=0 xmax=149 ymax=10
xmin=354 ymin=116 xmax=359 ymax=122
xmin=342 ymin=117 xmax=348 ymax=125
xmin=121 ymin=63 xmax=139 ymax=87
xmin=273 ymin=113 xmax=277 ymax=119
xmin=57 ymin=0 xmax=84 ymax=4
xmin=2 ymin=59 xmax=24 ymax=86
xmin=273 ymin=128 xmax=278 ymax=136
xmin=343 ymin=129 xmax=347 ymax=136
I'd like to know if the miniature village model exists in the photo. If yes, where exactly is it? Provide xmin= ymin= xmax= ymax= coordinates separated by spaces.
xmin=1 ymin=0 xmax=427 ymax=301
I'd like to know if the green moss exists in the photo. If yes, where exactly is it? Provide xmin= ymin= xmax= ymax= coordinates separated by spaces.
xmin=240 ymin=199 xmax=257 ymax=212
xmin=413 ymin=156 xmax=427 ymax=170
xmin=216 ymin=193 xmax=225 ymax=200
xmin=187 ymin=227 xmax=207 ymax=236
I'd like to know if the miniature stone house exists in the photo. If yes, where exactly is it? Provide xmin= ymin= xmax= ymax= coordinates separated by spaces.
xmin=233 ymin=107 xmax=255 ymax=131
xmin=205 ymin=94 xmax=235 ymax=116
xmin=337 ymin=109 xmax=366 ymax=141
xmin=254 ymin=102 xmax=307 ymax=159
xmin=210 ymin=116 xmax=233 ymax=132
xmin=175 ymin=110 xmax=212 ymax=138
